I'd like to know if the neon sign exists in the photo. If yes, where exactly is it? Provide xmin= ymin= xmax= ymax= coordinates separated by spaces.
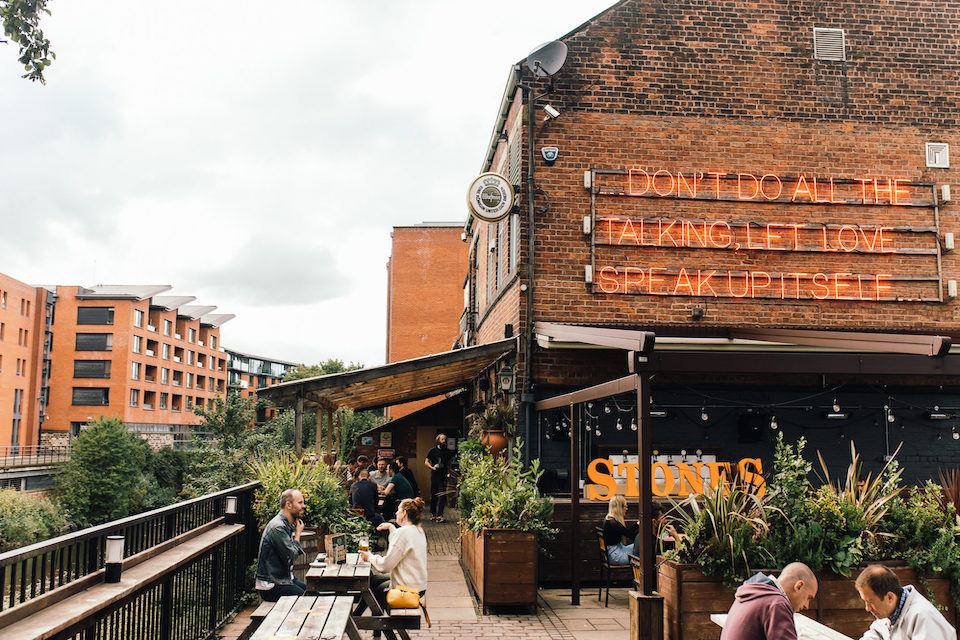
xmin=585 ymin=456 xmax=765 ymax=500
xmin=617 ymin=169 xmax=928 ymax=206
xmin=589 ymin=168 xmax=942 ymax=302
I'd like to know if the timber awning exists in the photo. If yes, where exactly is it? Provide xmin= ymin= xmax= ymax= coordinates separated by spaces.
xmin=256 ymin=339 xmax=516 ymax=411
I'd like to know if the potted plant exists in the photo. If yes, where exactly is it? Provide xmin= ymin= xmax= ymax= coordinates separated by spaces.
xmin=657 ymin=434 xmax=960 ymax=640
xmin=467 ymin=400 xmax=516 ymax=458
xmin=457 ymin=439 xmax=555 ymax=612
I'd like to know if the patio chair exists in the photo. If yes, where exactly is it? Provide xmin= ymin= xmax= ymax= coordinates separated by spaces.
xmin=594 ymin=527 xmax=633 ymax=607
xmin=628 ymin=553 xmax=643 ymax=591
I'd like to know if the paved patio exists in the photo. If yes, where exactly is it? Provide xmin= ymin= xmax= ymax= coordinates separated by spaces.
xmin=220 ymin=509 xmax=632 ymax=640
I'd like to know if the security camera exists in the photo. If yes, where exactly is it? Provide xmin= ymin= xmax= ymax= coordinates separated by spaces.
xmin=543 ymin=104 xmax=560 ymax=119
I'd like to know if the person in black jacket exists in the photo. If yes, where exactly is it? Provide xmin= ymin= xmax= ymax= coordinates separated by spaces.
xmin=424 ymin=434 xmax=452 ymax=522
xmin=349 ymin=469 xmax=383 ymax=527
xmin=601 ymin=494 xmax=638 ymax=565
xmin=396 ymin=456 xmax=420 ymax=497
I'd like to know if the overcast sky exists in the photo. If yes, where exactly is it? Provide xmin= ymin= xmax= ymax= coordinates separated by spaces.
xmin=0 ymin=1 xmax=613 ymax=367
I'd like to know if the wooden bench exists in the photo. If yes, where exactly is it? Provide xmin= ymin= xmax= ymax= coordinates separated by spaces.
xmin=353 ymin=608 xmax=421 ymax=631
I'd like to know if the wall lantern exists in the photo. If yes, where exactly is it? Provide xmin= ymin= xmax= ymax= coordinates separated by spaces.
xmin=498 ymin=364 xmax=514 ymax=392
xmin=105 ymin=535 xmax=124 ymax=583
xmin=225 ymin=496 xmax=238 ymax=525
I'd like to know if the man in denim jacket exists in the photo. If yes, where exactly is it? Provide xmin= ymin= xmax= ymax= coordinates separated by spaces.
xmin=255 ymin=489 xmax=306 ymax=602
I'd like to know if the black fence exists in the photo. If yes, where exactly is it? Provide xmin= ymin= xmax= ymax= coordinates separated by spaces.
xmin=0 ymin=445 xmax=70 ymax=471
xmin=0 ymin=482 xmax=261 ymax=640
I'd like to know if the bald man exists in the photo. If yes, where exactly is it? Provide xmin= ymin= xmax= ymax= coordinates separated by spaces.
xmin=720 ymin=563 xmax=818 ymax=640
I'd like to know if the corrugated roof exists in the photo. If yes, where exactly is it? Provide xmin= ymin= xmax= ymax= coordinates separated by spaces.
xmin=177 ymin=305 xmax=217 ymax=320
xmin=75 ymin=285 xmax=172 ymax=300
xmin=151 ymin=295 xmax=197 ymax=311
xmin=200 ymin=313 xmax=235 ymax=328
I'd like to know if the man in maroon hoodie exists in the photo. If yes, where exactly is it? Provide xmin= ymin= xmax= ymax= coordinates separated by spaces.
xmin=720 ymin=563 xmax=818 ymax=640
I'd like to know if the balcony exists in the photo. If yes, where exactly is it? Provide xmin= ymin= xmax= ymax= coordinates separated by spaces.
xmin=147 ymin=324 xmax=157 ymax=332
xmin=145 ymin=349 xmax=155 ymax=357
xmin=173 ymin=356 xmax=182 ymax=363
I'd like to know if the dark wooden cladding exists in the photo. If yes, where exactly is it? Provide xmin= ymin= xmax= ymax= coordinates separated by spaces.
xmin=658 ymin=559 xmax=959 ymax=640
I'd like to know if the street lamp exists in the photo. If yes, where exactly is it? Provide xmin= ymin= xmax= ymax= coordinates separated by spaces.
xmin=498 ymin=365 xmax=514 ymax=392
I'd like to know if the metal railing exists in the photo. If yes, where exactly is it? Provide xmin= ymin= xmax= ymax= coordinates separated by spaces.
xmin=0 ymin=482 xmax=261 ymax=639
xmin=0 ymin=445 xmax=70 ymax=471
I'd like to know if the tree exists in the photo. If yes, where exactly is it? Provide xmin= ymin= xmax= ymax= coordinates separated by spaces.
xmin=1 ymin=0 xmax=54 ymax=83
xmin=282 ymin=358 xmax=363 ymax=381
xmin=193 ymin=391 xmax=257 ymax=451
xmin=55 ymin=417 xmax=149 ymax=527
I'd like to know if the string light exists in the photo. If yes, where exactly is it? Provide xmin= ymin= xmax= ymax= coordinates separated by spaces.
xmin=952 ymin=427 xmax=959 ymax=440
xmin=604 ymin=403 xmax=612 ymax=414
xmin=833 ymin=399 xmax=841 ymax=413
xmin=615 ymin=418 xmax=623 ymax=431
xmin=630 ymin=417 xmax=637 ymax=431
xmin=770 ymin=415 xmax=778 ymax=430
xmin=701 ymin=408 xmax=709 ymax=421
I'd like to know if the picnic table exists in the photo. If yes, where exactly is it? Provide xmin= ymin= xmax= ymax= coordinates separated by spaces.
xmin=251 ymin=594 xmax=353 ymax=640
xmin=305 ymin=553 xmax=419 ymax=640
xmin=711 ymin=612 xmax=854 ymax=640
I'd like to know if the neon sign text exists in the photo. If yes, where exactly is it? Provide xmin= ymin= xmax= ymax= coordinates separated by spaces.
xmin=596 ymin=266 xmax=894 ymax=301
xmin=619 ymin=170 xmax=924 ymax=206
xmin=585 ymin=456 xmax=765 ymax=500
xmin=597 ymin=217 xmax=901 ymax=254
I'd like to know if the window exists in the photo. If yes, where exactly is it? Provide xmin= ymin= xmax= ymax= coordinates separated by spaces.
xmin=130 ymin=389 xmax=139 ymax=407
xmin=207 ymin=398 xmax=214 ymax=410
xmin=162 ymin=343 xmax=170 ymax=359
xmin=77 ymin=307 xmax=114 ymax=325
xmin=187 ymin=373 xmax=194 ymax=388
xmin=76 ymin=333 xmax=113 ymax=351
xmin=0 ymin=322 xmax=4 ymax=340
xmin=159 ymin=393 xmax=168 ymax=410
xmin=161 ymin=368 xmax=169 ymax=384
xmin=16 ymin=358 xmax=22 ymax=375
xmin=0 ymin=291 xmax=5 ymax=308
xmin=13 ymin=389 xmax=22 ymax=413
xmin=187 ymin=350 xmax=194 ymax=365
xmin=210 ymin=335 xmax=216 ymax=349
xmin=131 ymin=361 xmax=141 ymax=380
xmin=163 ymin=319 xmax=171 ymax=336
xmin=188 ymin=328 xmax=196 ymax=343
xmin=185 ymin=396 xmax=193 ymax=410
xmin=72 ymin=387 xmax=109 ymax=406
xmin=132 ymin=335 xmax=142 ymax=353
xmin=134 ymin=309 xmax=144 ymax=328
xmin=74 ymin=360 xmax=111 ymax=378
xmin=498 ymin=219 xmax=508 ymax=286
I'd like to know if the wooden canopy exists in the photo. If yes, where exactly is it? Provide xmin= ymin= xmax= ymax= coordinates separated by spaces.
xmin=256 ymin=339 xmax=516 ymax=411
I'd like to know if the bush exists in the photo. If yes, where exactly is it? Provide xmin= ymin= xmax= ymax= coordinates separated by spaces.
xmin=54 ymin=417 xmax=149 ymax=527
xmin=457 ymin=439 xmax=555 ymax=545
xmin=0 ymin=490 xmax=68 ymax=551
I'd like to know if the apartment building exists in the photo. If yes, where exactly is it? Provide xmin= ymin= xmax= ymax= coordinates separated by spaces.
xmin=44 ymin=285 xmax=233 ymax=448
xmin=0 ymin=273 xmax=51 ymax=450
xmin=225 ymin=349 xmax=296 ymax=424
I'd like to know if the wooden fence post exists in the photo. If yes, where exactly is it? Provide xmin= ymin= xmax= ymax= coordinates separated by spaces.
xmin=630 ymin=590 xmax=664 ymax=640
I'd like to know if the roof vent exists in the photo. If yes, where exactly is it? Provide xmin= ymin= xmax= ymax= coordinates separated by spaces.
xmin=813 ymin=28 xmax=845 ymax=61
xmin=926 ymin=143 xmax=950 ymax=168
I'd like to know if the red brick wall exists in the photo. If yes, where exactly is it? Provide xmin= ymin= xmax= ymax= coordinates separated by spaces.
xmin=386 ymin=226 xmax=469 ymax=419
xmin=0 ymin=274 xmax=46 ymax=447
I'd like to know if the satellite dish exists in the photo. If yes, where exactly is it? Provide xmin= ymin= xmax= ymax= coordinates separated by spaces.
xmin=526 ymin=40 xmax=568 ymax=77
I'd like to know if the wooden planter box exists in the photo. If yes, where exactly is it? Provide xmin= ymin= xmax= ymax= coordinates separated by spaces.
xmin=460 ymin=528 xmax=538 ymax=613
xmin=658 ymin=559 xmax=958 ymax=640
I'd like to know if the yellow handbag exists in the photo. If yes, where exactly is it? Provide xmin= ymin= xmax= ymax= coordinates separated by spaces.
xmin=386 ymin=585 xmax=431 ymax=627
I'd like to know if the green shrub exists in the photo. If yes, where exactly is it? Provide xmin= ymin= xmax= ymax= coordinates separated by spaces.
xmin=0 ymin=490 xmax=68 ymax=551
xmin=457 ymin=439 xmax=555 ymax=546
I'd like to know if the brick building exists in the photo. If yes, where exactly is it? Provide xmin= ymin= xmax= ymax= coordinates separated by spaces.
xmin=0 ymin=273 xmax=52 ymax=450
xmin=225 ymin=349 xmax=296 ymax=424
xmin=460 ymin=0 xmax=960 ymax=486
xmin=385 ymin=222 xmax=469 ymax=420
xmin=43 ymin=285 xmax=232 ymax=449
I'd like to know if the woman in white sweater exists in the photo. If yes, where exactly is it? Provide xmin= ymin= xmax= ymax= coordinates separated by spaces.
xmin=358 ymin=496 xmax=428 ymax=623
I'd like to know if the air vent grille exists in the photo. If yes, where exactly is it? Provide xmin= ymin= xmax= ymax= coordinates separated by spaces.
xmin=926 ymin=143 xmax=950 ymax=168
xmin=814 ymin=27 xmax=845 ymax=61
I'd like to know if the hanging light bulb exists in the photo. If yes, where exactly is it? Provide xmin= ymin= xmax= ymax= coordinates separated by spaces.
xmin=604 ymin=402 xmax=612 ymax=414
xmin=833 ymin=399 xmax=841 ymax=413
xmin=616 ymin=418 xmax=623 ymax=431
xmin=937 ymin=432 xmax=943 ymax=441
xmin=630 ymin=417 xmax=638 ymax=431
xmin=587 ymin=402 xmax=593 ymax=409
xmin=952 ymin=428 xmax=959 ymax=440
xmin=701 ymin=408 xmax=709 ymax=421
xmin=885 ymin=405 xmax=895 ymax=423
xmin=585 ymin=423 xmax=592 ymax=432
xmin=770 ymin=415 xmax=778 ymax=430
xmin=545 ymin=432 xmax=551 ymax=440
xmin=595 ymin=428 xmax=602 ymax=437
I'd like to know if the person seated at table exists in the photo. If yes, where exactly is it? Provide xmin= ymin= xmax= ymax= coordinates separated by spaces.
xmin=345 ymin=458 xmax=360 ymax=487
xmin=350 ymin=469 xmax=383 ymax=527
xmin=720 ymin=562 xmax=817 ymax=640
xmin=855 ymin=564 xmax=956 ymax=640
xmin=602 ymin=494 xmax=638 ymax=565
xmin=632 ymin=504 xmax=683 ymax=555
xmin=395 ymin=456 xmax=420 ymax=497
xmin=370 ymin=457 xmax=391 ymax=490
xmin=255 ymin=488 xmax=307 ymax=602
xmin=381 ymin=460 xmax=415 ymax=521
xmin=358 ymin=454 xmax=372 ymax=473
xmin=357 ymin=497 xmax=428 ymax=632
